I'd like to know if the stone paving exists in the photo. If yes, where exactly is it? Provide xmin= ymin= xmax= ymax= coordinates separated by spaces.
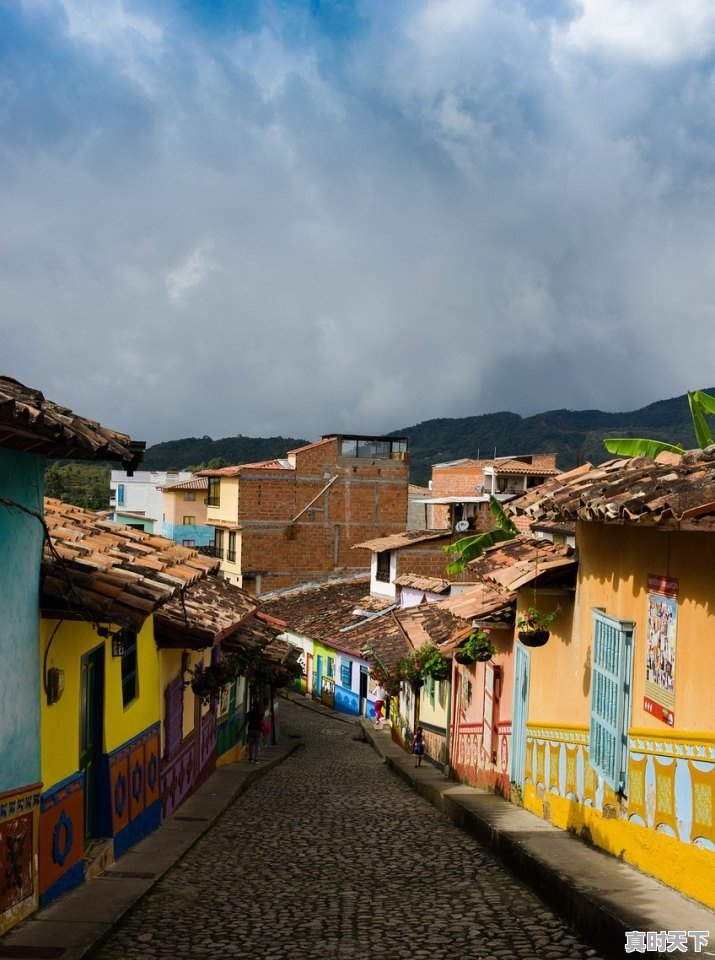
xmin=91 ymin=701 xmax=605 ymax=960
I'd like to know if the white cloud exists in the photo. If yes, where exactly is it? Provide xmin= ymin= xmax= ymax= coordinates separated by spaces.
xmin=165 ymin=243 xmax=216 ymax=305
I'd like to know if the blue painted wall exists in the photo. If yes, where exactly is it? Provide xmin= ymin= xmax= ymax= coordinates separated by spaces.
xmin=159 ymin=522 xmax=213 ymax=546
xmin=0 ymin=449 xmax=43 ymax=792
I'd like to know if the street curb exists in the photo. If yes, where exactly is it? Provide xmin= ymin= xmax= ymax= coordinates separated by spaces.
xmin=360 ymin=720 xmax=715 ymax=960
xmin=0 ymin=738 xmax=302 ymax=960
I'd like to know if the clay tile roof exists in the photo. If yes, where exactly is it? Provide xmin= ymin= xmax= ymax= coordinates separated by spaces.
xmin=464 ymin=535 xmax=576 ymax=591
xmin=508 ymin=451 xmax=715 ymax=527
xmin=409 ymin=484 xmax=430 ymax=495
xmin=159 ymin=477 xmax=208 ymax=492
xmin=492 ymin=459 xmax=559 ymax=476
xmin=154 ymin=575 xmax=258 ymax=649
xmin=261 ymin=577 xmax=373 ymax=650
xmin=352 ymin=529 xmax=451 ymax=552
xmin=349 ymin=611 xmax=411 ymax=670
xmin=393 ymin=574 xmax=451 ymax=594
xmin=286 ymin=437 xmax=335 ymax=455
xmin=396 ymin=604 xmax=470 ymax=651
xmin=223 ymin=610 xmax=291 ymax=660
xmin=42 ymin=499 xmax=219 ymax=631
xmin=0 ymin=375 xmax=144 ymax=469
xmin=199 ymin=459 xmax=294 ymax=477
xmin=439 ymin=581 xmax=515 ymax=626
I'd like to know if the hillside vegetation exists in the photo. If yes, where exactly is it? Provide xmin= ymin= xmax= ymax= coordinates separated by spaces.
xmin=141 ymin=391 xmax=706 ymax=486
xmin=51 ymin=391 xmax=706 ymax=508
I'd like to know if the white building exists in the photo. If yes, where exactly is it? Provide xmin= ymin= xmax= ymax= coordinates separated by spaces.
xmin=109 ymin=470 xmax=193 ymax=532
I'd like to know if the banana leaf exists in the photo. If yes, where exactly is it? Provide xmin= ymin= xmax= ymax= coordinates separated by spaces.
xmin=688 ymin=391 xmax=714 ymax=449
xmin=489 ymin=495 xmax=519 ymax=535
xmin=689 ymin=389 xmax=715 ymax=417
xmin=443 ymin=527 xmax=514 ymax=574
xmin=603 ymin=438 xmax=685 ymax=459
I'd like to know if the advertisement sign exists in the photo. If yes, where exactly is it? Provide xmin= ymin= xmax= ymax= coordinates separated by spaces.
xmin=644 ymin=575 xmax=678 ymax=726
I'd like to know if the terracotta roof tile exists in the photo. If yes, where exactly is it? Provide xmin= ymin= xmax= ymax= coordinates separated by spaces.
xmin=199 ymin=459 xmax=293 ymax=477
xmin=352 ymin=529 xmax=451 ymax=552
xmin=393 ymin=574 xmax=451 ymax=594
xmin=261 ymin=577 xmax=373 ymax=650
xmin=154 ymin=575 xmax=258 ymax=648
xmin=158 ymin=477 xmax=208 ymax=492
xmin=508 ymin=452 xmax=715 ymax=526
xmin=42 ymin=499 xmax=219 ymax=631
xmin=492 ymin=459 xmax=559 ymax=476
xmin=0 ymin=376 xmax=143 ymax=468
xmin=348 ymin=611 xmax=411 ymax=669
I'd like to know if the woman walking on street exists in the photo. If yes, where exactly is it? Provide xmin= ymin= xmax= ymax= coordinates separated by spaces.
xmin=413 ymin=726 xmax=425 ymax=767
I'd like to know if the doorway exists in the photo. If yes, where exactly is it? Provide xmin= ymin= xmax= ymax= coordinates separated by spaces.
xmin=80 ymin=645 xmax=105 ymax=843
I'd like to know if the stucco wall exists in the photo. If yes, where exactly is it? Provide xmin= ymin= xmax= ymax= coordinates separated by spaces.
xmin=0 ymin=449 xmax=43 ymax=792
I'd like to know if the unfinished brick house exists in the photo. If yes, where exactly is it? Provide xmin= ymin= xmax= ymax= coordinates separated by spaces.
xmin=425 ymin=454 xmax=559 ymax=532
xmin=200 ymin=434 xmax=409 ymax=594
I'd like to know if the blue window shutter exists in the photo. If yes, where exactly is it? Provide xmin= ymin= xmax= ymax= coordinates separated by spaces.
xmin=117 ymin=484 xmax=125 ymax=506
xmin=340 ymin=658 xmax=352 ymax=688
xmin=589 ymin=611 xmax=633 ymax=791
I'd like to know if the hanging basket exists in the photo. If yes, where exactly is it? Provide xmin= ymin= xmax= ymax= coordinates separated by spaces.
xmin=475 ymin=650 xmax=494 ymax=662
xmin=518 ymin=629 xmax=550 ymax=648
xmin=411 ymin=678 xmax=424 ymax=690
xmin=455 ymin=651 xmax=475 ymax=666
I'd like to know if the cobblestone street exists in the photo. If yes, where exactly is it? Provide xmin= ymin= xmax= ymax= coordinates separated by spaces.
xmin=92 ymin=701 xmax=604 ymax=960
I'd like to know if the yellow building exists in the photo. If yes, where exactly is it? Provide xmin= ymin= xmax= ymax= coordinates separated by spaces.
xmin=38 ymin=500 xmax=217 ymax=906
xmin=510 ymin=454 xmax=715 ymax=908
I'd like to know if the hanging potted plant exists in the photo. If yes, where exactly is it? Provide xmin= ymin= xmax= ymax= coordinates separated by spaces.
xmin=395 ymin=654 xmax=424 ymax=689
xmin=416 ymin=643 xmax=450 ymax=682
xmin=187 ymin=655 xmax=243 ymax=705
xmin=455 ymin=628 xmax=497 ymax=664
xmin=516 ymin=607 xmax=560 ymax=647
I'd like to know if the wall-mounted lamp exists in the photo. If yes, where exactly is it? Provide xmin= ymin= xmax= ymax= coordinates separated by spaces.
xmin=111 ymin=631 xmax=126 ymax=658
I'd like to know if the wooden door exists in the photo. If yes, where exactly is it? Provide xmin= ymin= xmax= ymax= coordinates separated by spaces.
xmin=80 ymin=646 xmax=105 ymax=842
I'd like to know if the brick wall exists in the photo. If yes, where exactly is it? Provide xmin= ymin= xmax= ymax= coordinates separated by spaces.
xmin=395 ymin=540 xmax=475 ymax=584
xmin=237 ymin=444 xmax=409 ymax=593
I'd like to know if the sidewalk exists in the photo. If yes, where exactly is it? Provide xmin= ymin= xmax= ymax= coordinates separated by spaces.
xmin=0 ymin=736 xmax=302 ymax=960
xmin=360 ymin=719 xmax=715 ymax=960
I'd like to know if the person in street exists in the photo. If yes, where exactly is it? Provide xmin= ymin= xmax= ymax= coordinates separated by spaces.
xmin=243 ymin=700 xmax=265 ymax=764
xmin=413 ymin=725 xmax=425 ymax=767
xmin=372 ymin=682 xmax=387 ymax=728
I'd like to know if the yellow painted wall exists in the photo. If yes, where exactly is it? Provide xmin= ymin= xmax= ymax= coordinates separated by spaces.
xmin=523 ymin=781 xmax=715 ymax=909
xmin=41 ymin=615 xmax=161 ymax=790
xmin=419 ymin=680 xmax=448 ymax=729
xmin=574 ymin=522 xmax=715 ymax=732
xmin=206 ymin=477 xmax=239 ymax=526
xmin=519 ymin=591 xmax=579 ymax=724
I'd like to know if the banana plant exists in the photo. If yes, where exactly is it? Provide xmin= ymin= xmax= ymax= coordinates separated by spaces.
xmin=443 ymin=495 xmax=518 ymax=574
xmin=604 ymin=390 xmax=715 ymax=459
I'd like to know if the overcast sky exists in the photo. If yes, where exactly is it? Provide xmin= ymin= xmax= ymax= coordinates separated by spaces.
xmin=3 ymin=0 xmax=715 ymax=445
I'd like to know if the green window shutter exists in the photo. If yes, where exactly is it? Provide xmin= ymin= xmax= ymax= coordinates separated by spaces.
xmin=589 ymin=611 xmax=633 ymax=791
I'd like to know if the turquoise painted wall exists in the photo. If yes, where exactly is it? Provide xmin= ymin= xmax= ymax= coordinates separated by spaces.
xmin=0 ymin=449 xmax=43 ymax=792
xmin=160 ymin=522 xmax=213 ymax=546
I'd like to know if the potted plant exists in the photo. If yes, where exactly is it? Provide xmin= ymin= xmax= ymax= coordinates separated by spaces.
xmin=187 ymin=655 xmax=243 ymax=705
xmin=455 ymin=628 xmax=497 ymax=664
xmin=394 ymin=654 xmax=424 ymax=689
xmin=516 ymin=607 xmax=560 ymax=647
xmin=416 ymin=643 xmax=450 ymax=682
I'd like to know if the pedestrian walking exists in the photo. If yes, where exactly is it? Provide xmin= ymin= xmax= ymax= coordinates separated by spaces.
xmin=372 ymin=682 xmax=387 ymax=728
xmin=242 ymin=700 xmax=266 ymax=764
xmin=413 ymin=725 xmax=425 ymax=767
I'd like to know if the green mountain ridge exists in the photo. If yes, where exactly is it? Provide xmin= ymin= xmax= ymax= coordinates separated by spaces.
xmin=142 ymin=390 xmax=712 ymax=486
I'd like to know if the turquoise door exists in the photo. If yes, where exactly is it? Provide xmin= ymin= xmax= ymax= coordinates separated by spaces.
xmin=510 ymin=644 xmax=530 ymax=789
xmin=314 ymin=656 xmax=323 ymax=700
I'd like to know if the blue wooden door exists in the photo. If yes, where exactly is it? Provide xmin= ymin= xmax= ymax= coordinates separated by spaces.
xmin=510 ymin=643 xmax=530 ymax=788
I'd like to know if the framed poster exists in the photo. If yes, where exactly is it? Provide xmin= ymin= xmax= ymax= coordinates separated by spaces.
xmin=644 ymin=574 xmax=678 ymax=726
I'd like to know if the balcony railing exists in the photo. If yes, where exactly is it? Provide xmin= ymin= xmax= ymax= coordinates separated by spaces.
xmin=226 ymin=550 xmax=236 ymax=563
xmin=206 ymin=496 xmax=220 ymax=507
xmin=197 ymin=543 xmax=221 ymax=558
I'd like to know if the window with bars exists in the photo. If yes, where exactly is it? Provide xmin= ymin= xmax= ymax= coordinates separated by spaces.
xmin=589 ymin=610 xmax=634 ymax=792
xmin=227 ymin=531 xmax=237 ymax=563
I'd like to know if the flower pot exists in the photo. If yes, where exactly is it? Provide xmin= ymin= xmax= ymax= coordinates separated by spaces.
xmin=455 ymin=651 xmax=475 ymax=666
xmin=411 ymin=678 xmax=424 ymax=690
xmin=475 ymin=651 xmax=493 ymax=662
xmin=427 ymin=668 xmax=450 ymax=682
xmin=518 ymin=629 xmax=550 ymax=647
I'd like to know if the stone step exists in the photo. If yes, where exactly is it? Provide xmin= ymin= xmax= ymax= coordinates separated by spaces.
xmin=83 ymin=838 xmax=114 ymax=880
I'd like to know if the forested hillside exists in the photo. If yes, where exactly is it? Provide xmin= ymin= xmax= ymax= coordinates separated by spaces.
xmin=142 ymin=391 xmax=706 ymax=485
xmin=48 ymin=390 xmax=708 ymax=505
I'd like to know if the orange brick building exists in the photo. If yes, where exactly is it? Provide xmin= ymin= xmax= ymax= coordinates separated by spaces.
xmin=427 ymin=454 xmax=559 ymax=531
xmin=201 ymin=435 xmax=409 ymax=594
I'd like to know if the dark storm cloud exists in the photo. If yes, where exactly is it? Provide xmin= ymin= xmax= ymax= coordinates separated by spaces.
xmin=3 ymin=0 xmax=715 ymax=444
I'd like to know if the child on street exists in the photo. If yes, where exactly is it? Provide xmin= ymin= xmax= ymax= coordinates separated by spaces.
xmin=413 ymin=726 xmax=425 ymax=767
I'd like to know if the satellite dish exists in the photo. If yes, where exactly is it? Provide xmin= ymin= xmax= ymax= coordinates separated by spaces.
xmin=455 ymin=519 xmax=470 ymax=533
